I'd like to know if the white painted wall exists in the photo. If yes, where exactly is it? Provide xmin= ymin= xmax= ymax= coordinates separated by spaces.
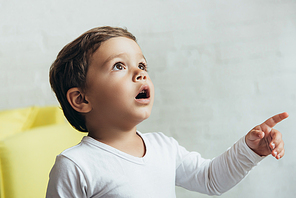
xmin=1 ymin=0 xmax=295 ymax=197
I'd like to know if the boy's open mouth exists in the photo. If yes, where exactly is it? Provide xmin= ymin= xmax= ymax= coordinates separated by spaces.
xmin=135 ymin=85 xmax=150 ymax=99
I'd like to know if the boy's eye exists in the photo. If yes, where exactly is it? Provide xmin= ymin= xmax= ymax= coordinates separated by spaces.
xmin=112 ymin=62 xmax=125 ymax=71
xmin=138 ymin=63 xmax=147 ymax=71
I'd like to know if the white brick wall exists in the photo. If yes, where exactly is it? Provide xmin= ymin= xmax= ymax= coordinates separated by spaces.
xmin=1 ymin=1 xmax=295 ymax=197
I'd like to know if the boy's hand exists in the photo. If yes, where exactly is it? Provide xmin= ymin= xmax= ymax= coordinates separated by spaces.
xmin=245 ymin=112 xmax=289 ymax=159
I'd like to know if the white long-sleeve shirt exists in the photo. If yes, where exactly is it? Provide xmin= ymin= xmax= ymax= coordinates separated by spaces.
xmin=46 ymin=132 xmax=263 ymax=198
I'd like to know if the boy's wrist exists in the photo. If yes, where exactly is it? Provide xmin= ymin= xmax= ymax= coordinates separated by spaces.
xmin=241 ymin=135 xmax=266 ymax=163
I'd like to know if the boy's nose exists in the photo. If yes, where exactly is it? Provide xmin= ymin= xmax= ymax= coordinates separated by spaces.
xmin=133 ymin=70 xmax=147 ymax=82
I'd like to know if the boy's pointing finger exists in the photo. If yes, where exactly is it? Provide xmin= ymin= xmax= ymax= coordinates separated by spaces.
xmin=262 ymin=112 xmax=289 ymax=128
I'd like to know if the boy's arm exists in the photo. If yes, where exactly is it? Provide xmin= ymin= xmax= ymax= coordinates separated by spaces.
xmin=245 ymin=112 xmax=288 ymax=159
xmin=46 ymin=155 xmax=88 ymax=198
xmin=176 ymin=135 xmax=264 ymax=195
xmin=175 ymin=112 xmax=288 ymax=195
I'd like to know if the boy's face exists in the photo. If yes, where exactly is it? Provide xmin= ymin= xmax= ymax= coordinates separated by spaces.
xmin=84 ymin=37 xmax=154 ymax=128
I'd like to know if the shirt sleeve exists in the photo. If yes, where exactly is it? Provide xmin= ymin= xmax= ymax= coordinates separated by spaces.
xmin=175 ymin=136 xmax=264 ymax=195
xmin=46 ymin=155 xmax=88 ymax=198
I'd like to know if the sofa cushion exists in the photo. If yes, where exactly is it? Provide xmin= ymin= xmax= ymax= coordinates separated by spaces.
xmin=0 ymin=107 xmax=34 ymax=140
xmin=0 ymin=123 xmax=86 ymax=198
xmin=0 ymin=106 xmax=65 ymax=140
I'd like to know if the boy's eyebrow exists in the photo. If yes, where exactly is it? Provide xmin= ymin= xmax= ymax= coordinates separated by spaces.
xmin=103 ymin=53 xmax=147 ymax=65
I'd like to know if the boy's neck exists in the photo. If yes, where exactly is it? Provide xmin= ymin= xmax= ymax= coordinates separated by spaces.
xmin=88 ymin=124 xmax=137 ymax=142
xmin=87 ymin=125 xmax=146 ymax=158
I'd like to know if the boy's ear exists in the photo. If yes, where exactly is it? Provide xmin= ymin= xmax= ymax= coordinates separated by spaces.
xmin=67 ymin=87 xmax=92 ymax=113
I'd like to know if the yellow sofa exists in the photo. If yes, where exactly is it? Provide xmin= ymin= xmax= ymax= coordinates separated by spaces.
xmin=0 ymin=106 xmax=65 ymax=140
xmin=0 ymin=106 xmax=86 ymax=198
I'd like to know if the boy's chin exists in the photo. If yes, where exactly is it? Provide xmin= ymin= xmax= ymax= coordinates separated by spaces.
xmin=141 ymin=113 xmax=151 ymax=121
xmin=137 ymin=111 xmax=152 ymax=122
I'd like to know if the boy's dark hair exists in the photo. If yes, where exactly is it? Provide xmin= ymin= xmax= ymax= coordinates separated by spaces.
xmin=49 ymin=26 xmax=137 ymax=132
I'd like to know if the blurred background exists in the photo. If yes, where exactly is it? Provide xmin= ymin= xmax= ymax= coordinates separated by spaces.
xmin=1 ymin=0 xmax=295 ymax=197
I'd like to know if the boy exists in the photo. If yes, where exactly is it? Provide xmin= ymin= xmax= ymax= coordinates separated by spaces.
xmin=46 ymin=26 xmax=288 ymax=197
